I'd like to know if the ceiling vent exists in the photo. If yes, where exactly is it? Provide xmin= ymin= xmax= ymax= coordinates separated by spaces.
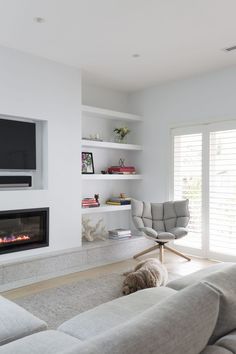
xmin=223 ymin=45 xmax=236 ymax=52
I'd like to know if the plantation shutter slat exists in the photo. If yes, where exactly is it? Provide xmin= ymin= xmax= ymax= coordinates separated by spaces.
xmin=209 ymin=130 xmax=236 ymax=255
xmin=173 ymin=134 xmax=202 ymax=249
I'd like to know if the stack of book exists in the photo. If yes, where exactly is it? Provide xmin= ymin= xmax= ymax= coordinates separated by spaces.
xmin=82 ymin=198 xmax=100 ymax=208
xmin=108 ymin=228 xmax=132 ymax=240
xmin=106 ymin=196 xmax=131 ymax=206
xmin=107 ymin=166 xmax=136 ymax=175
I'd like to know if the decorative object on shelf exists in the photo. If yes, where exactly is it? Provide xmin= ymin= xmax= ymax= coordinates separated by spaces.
xmin=82 ymin=217 xmax=107 ymax=242
xmin=82 ymin=133 xmax=103 ymax=142
xmin=81 ymin=152 xmax=94 ymax=174
xmin=94 ymin=194 xmax=100 ymax=205
xmin=107 ymin=164 xmax=136 ymax=175
xmin=82 ymin=194 xmax=100 ymax=208
xmin=106 ymin=159 xmax=136 ymax=175
xmin=119 ymin=158 xmax=125 ymax=167
xmin=101 ymin=159 xmax=136 ymax=175
xmin=114 ymin=126 xmax=130 ymax=143
xmin=106 ymin=193 xmax=131 ymax=206
xmin=108 ymin=228 xmax=132 ymax=240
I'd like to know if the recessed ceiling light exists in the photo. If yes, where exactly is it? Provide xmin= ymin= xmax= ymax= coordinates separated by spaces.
xmin=132 ymin=54 xmax=140 ymax=58
xmin=33 ymin=17 xmax=46 ymax=24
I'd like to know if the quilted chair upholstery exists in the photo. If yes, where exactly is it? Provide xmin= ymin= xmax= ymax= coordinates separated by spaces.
xmin=131 ymin=199 xmax=191 ymax=262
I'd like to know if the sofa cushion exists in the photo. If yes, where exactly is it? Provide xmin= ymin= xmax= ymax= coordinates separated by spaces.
xmin=59 ymin=286 xmax=176 ymax=340
xmin=200 ymin=345 xmax=233 ymax=354
xmin=215 ymin=330 xmax=236 ymax=353
xmin=0 ymin=295 xmax=47 ymax=345
xmin=64 ymin=282 xmax=220 ymax=354
xmin=201 ymin=265 xmax=236 ymax=344
xmin=167 ymin=262 xmax=234 ymax=290
xmin=0 ymin=330 xmax=81 ymax=354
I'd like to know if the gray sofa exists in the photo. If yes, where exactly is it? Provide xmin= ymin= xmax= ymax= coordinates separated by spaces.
xmin=0 ymin=262 xmax=236 ymax=354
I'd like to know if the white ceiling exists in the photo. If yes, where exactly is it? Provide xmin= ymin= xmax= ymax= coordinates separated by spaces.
xmin=0 ymin=0 xmax=236 ymax=91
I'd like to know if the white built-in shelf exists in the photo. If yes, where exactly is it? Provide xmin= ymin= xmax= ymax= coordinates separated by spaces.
xmin=81 ymin=139 xmax=142 ymax=151
xmin=82 ymin=174 xmax=142 ymax=180
xmin=81 ymin=204 xmax=131 ymax=215
xmin=82 ymin=105 xmax=142 ymax=122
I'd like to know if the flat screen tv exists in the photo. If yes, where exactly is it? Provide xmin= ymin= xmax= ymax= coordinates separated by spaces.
xmin=0 ymin=119 xmax=36 ymax=170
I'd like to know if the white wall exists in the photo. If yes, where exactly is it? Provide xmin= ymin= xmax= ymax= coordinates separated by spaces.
xmin=128 ymin=65 xmax=236 ymax=202
xmin=0 ymin=46 xmax=81 ymax=261
xmin=82 ymin=81 xmax=129 ymax=112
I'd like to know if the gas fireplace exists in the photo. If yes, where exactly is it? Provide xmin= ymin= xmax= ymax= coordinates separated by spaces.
xmin=0 ymin=208 xmax=49 ymax=254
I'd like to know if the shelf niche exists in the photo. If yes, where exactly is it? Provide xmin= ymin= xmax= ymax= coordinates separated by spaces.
xmin=81 ymin=104 xmax=142 ymax=232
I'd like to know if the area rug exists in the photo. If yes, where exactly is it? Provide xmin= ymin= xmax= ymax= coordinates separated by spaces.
xmin=14 ymin=271 xmax=179 ymax=329
xmin=14 ymin=273 xmax=124 ymax=329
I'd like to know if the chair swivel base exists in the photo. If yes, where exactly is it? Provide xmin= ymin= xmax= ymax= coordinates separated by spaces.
xmin=133 ymin=241 xmax=191 ymax=263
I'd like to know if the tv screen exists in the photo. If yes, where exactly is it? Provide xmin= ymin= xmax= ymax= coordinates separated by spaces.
xmin=0 ymin=119 xmax=36 ymax=170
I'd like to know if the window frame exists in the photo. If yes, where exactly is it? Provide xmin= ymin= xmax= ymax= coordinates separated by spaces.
xmin=170 ymin=120 xmax=236 ymax=261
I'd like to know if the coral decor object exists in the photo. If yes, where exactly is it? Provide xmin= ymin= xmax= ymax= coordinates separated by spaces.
xmin=82 ymin=217 xmax=107 ymax=242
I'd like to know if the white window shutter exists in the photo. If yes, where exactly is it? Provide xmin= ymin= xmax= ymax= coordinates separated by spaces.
xmin=173 ymin=133 xmax=202 ymax=249
xmin=209 ymin=129 xmax=236 ymax=255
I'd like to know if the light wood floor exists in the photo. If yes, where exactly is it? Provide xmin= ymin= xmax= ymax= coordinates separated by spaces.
xmin=2 ymin=250 xmax=217 ymax=301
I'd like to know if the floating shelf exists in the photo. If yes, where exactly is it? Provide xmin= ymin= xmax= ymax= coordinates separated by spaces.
xmin=81 ymin=204 xmax=131 ymax=214
xmin=82 ymin=174 xmax=142 ymax=180
xmin=81 ymin=139 xmax=142 ymax=151
xmin=82 ymin=105 xmax=142 ymax=122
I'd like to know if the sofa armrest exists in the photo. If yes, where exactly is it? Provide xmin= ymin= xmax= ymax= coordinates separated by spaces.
xmin=0 ymin=295 xmax=47 ymax=345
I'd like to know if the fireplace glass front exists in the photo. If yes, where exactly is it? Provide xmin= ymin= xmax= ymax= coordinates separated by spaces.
xmin=0 ymin=208 xmax=49 ymax=254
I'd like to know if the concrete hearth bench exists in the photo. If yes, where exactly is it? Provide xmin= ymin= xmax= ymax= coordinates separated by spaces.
xmin=0 ymin=262 xmax=235 ymax=354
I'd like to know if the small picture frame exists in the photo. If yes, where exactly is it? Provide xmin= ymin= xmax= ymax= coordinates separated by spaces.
xmin=81 ymin=152 xmax=94 ymax=174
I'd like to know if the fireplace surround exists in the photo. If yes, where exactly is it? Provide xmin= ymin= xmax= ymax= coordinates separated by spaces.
xmin=0 ymin=208 xmax=49 ymax=254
